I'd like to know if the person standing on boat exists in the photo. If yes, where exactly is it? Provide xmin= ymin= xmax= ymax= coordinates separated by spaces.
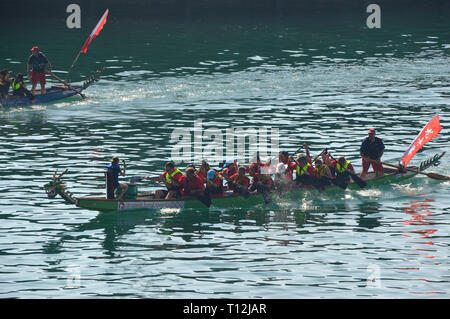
xmin=11 ymin=73 xmax=35 ymax=102
xmin=27 ymin=46 xmax=52 ymax=95
xmin=105 ymin=156 xmax=128 ymax=200
xmin=360 ymin=128 xmax=385 ymax=179
xmin=0 ymin=69 xmax=13 ymax=98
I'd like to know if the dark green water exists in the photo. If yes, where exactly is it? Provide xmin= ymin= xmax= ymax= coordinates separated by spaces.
xmin=0 ymin=11 xmax=449 ymax=298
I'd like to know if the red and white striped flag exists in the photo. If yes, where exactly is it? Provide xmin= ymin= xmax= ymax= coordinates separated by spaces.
xmin=401 ymin=114 xmax=442 ymax=167
xmin=81 ymin=9 xmax=109 ymax=54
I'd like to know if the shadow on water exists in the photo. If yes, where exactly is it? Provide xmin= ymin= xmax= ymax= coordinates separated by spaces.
xmin=42 ymin=207 xmax=273 ymax=258
xmin=356 ymin=201 xmax=382 ymax=230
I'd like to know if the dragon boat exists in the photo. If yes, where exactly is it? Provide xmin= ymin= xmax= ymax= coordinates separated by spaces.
xmin=0 ymin=69 xmax=102 ymax=108
xmin=44 ymin=153 xmax=446 ymax=212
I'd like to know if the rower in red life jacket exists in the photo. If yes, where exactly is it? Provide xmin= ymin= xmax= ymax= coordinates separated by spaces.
xmin=229 ymin=167 xmax=250 ymax=189
xmin=223 ymin=166 xmax=250 ymax=198
xmin=221 ymin=160 xmax=238 ymax=179
xmin=196 ymin=160 xmax=210 ymax=182
xmin=249 ymin=164 xmax=273 ymax=203
xmin=180 ymin=167 xmax=206 ymax=197
xmin=180 ymin=167 xmax=211 ymax=207
xmin=206 ymin=169 xmax=224 ymax=194
xmin=148 ymin=161 xmax=183 ymax=200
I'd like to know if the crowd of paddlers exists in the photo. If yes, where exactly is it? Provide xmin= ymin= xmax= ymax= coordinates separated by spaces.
xmin=105 ymin=129 xmax=386 ymax=205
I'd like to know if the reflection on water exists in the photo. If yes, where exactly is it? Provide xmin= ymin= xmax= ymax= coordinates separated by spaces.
xmin=400 ymin=199 xmax=441 ymax=295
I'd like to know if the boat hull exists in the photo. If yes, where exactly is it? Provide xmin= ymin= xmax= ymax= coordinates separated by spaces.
xmin=0 ymin=86 xmax=82 ymax=107
xmin=75 ymin=169 xmax=418 ymax=212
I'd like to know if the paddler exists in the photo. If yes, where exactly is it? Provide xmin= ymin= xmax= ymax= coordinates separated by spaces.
xmin=11 ymin=73 xmax=35 ymax=102
xmin=278 ymin=150 xmax=297 ymax=182
xmin=206 ymin=169 xmax=224 ymax=194
xmin=147 ymin=161 xmax=183 ymax=200
xmin=294 ymin=153 xmax=315 ymax=184
xmin=221 ymin=160 xmax=238 ymax=179
xmin=332 ymin=156 xmax=355 ymax=189
xmin=196 ymin=160 xmax=210 ymax=182
xmin=224 ymin=166 xmax=250 ymax=198
xmin=274 ymin=162 xmax=293 ymax=195
xmin=313 ymin=158 xmax=333 ymax=187
xmin=360 ymin=128 xmax=385 ymax=179
xmin=180 ymin=167 xmax=211 ymax=207
xmin=27 ymin=46 xmax=52 ymax=95
xmin=248 ymin=164 xmax=273 ymax=203
xmin=0 ymin=69 xmax=12 ymax=98
xmin=105 ymin=156 xmax=128 ymax=200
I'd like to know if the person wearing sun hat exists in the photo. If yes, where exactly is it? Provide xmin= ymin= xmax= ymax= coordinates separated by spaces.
xmin=360 ymin=128 xmax=385 ymax=179
xmin=27 ymin=46 xmax=52 ymax=95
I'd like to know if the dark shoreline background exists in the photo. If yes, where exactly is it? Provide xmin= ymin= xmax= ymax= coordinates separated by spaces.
xmin=3 ymin=0 xmax=450 ymax=20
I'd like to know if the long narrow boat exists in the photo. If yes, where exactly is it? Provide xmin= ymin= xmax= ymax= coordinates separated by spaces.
xmin=0 ymin=85 xmax=84 ymax=107
xmin=44 ymin=166 xmax=421 ymax=212
xmin=0 ymin=69 xmax=102 ymax=108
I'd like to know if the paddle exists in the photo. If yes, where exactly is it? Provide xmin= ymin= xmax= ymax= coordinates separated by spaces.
xmin=382 ymin=161 xmax=450 ymax=181
xmin=329 ymin=154 xmax=367 ymax=189
xmin=48 ymin=71 xmax=86 ymax=99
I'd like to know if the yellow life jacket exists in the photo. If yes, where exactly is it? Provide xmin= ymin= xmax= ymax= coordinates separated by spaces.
xmin=165 ymin=168 xmax=182 ymax=183
xmin=12 ymin=79 xmax=21 ymax=91
xmin=336 ymin=160 xmax=350 ymax=173
xmin=315 ymin=165 xmax=328 ymax=178
xmin=296 ymin=162 xmax=311 ymax=176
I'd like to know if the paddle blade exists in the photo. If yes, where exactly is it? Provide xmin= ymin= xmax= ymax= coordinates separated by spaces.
xmin=425 ymin=172 xmax=450 ymax=181
xmin=350 ymin=173 xmax=367 ymax=188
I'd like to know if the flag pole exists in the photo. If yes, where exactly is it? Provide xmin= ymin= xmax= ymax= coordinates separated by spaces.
xmin=65 ymin=9 xmax=109 ymax=82
xmin=65 ymin=51 xmax=82 ymax=82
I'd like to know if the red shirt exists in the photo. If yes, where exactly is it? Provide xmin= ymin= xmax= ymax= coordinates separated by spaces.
xmin=222 ymin=166 xmax=237 ymax=178
xmin=180 ymin=174 xmax=205 ymax=193
xmin=230 ymin=173 xmax=250 ymax=188
xmin=209 ymin=176 xmax=223 ymax=188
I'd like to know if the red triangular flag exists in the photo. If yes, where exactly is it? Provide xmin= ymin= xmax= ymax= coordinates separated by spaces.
xmin=81 ymin=9 xmax=109 ymax=54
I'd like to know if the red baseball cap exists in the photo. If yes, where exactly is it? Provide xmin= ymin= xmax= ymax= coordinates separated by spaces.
xmin=31 ymin=46 xmax=39 ymax=52
xmin=368 ymin=128 xmax=376 ymax=134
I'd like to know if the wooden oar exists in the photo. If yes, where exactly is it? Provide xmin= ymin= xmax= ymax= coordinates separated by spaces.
xmin=48 ymin=72 xmax=86 ymax=99
xmin=382 ymin=162 xmax=450 ymax=181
